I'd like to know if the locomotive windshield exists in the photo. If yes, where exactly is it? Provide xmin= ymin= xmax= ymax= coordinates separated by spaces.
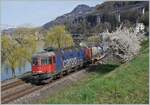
xmin=41 ymin=57 xmax=52 ymax=65
xmin=32 ymin=58 xmax=38 ymax=65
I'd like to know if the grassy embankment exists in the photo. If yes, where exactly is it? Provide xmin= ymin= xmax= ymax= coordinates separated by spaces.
xmin=41 ymin=39 xmax=149 ymax=104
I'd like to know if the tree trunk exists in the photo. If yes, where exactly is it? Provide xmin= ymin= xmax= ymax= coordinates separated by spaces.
xmin=12 ymin=68 xmax=16 ymax=78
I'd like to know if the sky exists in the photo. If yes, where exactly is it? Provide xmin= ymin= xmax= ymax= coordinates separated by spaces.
xmin=1 ymin=0 xmax=103 ymax=28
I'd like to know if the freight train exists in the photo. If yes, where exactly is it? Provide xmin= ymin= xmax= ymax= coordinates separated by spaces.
xmin=31 ymin=46 xmax=104 ymax=82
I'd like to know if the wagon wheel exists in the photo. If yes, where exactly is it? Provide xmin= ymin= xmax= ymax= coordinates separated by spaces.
xmin=74 ymin=66 xmax=78 ymax=72
xmin=65 ymin=69 xmax=69 ymax=75
xmin=52 ymin=75 xmax=57 ymax=80
xmin=59 ymin=72 xmax=63 ymax=78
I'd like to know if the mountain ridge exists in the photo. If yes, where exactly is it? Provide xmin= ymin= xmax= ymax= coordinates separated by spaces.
xmin=43 ymin=4 xmax=95 ymax=29
xmin=42 ymin=1 xmax=148 ymax=32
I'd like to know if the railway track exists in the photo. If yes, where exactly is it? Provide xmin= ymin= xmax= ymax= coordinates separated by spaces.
xmin=2 ymin=85 xmax=42 ymax=104
xmin=1 ymin=79 xmax=26 ymax=91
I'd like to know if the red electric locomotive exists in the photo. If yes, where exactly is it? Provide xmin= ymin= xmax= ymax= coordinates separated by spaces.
xmin=32 ymin=52 xmax=56 ymax=75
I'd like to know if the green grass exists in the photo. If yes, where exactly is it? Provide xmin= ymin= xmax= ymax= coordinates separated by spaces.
xmin=40 ymin=39 xmax=149 ymax=104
